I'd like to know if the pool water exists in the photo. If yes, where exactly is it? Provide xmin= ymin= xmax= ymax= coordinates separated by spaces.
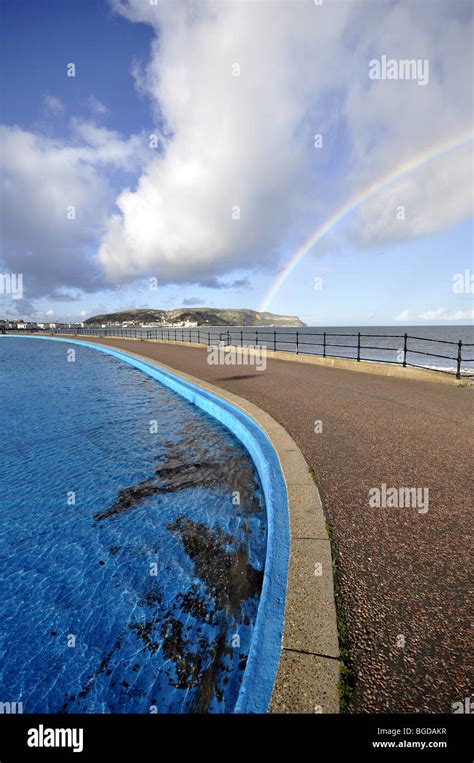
xmin=0 ymin=338 xmax=267 ymax=713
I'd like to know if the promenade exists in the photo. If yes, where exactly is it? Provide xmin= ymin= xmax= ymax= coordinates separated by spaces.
xmin=75 ymin=337 xmax=472 ymax=713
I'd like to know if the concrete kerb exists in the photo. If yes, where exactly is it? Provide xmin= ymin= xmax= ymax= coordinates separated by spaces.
xmin=55 ymin=335 xmax=341 ymax=714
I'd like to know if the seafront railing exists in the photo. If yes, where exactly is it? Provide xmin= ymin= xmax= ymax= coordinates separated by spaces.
xmin=15 ymin=326 xmax=468 ymax=379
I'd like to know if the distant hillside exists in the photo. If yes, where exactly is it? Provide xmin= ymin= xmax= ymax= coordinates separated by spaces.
xmin=85 ymin=307 xmax=306 ymax=327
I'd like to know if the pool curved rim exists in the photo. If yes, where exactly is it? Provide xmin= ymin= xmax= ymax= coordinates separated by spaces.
xmin=3 ymin=334 xmax=290 ymax=714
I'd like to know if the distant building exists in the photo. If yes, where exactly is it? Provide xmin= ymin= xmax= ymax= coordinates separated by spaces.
xmin=169 ymin=320 xmax=198 ymax=328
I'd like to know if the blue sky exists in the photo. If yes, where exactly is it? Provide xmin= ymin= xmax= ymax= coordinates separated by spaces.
xmin=0 ymin=0 xmax=472 ymax=326
xmin=0 ymin=0 xmax=153 ymax=135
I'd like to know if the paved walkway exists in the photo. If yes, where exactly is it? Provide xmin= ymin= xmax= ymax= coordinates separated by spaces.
xmin=78 ymin=338 xmax=473 ymax=712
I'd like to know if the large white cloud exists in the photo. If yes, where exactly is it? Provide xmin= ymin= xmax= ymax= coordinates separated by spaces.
xmin=0 ymin=123 xmax=145 ymax=301
xmin=98 ymin=0 xmax=355 ymax=283
xmin=96 ymin=0 xmax=473 ymax=285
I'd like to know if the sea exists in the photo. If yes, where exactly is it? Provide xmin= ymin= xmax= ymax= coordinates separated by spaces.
xmin=66 ymin=324 xmax=474 ymax=376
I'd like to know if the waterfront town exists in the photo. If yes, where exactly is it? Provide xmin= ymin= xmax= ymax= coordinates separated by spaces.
xmin=0 ymin=318 xmax=198 ymax=332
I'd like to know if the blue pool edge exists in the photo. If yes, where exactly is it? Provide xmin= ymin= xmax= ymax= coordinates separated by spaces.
xmin=3 ymin=334 xmax=290 ymax=714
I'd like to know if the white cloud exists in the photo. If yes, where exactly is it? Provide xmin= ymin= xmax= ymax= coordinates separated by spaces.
xmin=70 ymin=120 xmax=147 ymax=170
xmin=43 ymin=95 xmax=64 ymax=114
xmin=343 ymin=3 xmax=474 ymax=246
xmin=86 ymin=96 xmax=108 ymax=116
xmin=418 ymin=307 xmax=474 ymax=321
xmin=0 ymin=123 xmax=145 ymax=300
xmin=394 ymin=309 xmax=410 ymax=321
xmin=352 ymin=143 xmax=473 ymax=245
xmin=98 ymin=0 xmax=354 ymax=283
xmin=96 ymin=0 xmax=473 ymax=285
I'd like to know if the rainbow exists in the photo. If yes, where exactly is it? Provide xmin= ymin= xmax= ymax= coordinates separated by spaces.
xmin=259 ymin=130 xmax=473 ymax=313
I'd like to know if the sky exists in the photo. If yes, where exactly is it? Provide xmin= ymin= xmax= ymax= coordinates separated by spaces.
xmin=0 ymin=0 xmax=473 ymax=326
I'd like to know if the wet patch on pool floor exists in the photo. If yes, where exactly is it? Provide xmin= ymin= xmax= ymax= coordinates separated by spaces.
xmin=121 ymin=518 xmax=263 ymax=711
xmin=74 ymin=438 xmax=266 ymax=712
xmin=94 ymin=440 xmax=262 ymax=522
xmin=168 ymin=518 xmax=263 ymax=616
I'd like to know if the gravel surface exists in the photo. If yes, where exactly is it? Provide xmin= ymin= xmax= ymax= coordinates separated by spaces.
xmin=77 ymin=338 xmax=473 ymax=713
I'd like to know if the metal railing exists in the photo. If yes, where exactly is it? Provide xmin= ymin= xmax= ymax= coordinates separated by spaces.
xmin=27 ymin=325 xmax=473 ymax=380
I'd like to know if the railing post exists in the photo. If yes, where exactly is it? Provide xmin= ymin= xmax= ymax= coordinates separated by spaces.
xmin=323 ymin=331 xmax=326 ymax=358
xmin=198 ymin=329 xmax=200 ymax=344
xmin=403 ymin=333 xmax=408 ymax=367
xmin=241 ymin=330 xmax=243 ymax=347
xmin=296 ymin=330 xmax=299 ymax=355
xmin=456 ymin=340 xmax=462 ymax=380
xmin=273 ymin=331 xmax=276 ymax=352
xmin=255 ymin=330 xmax=258 ymax=346
xmin=357 ymin=332 xmax=361 ymax=362
xmin=208 ymin=332 xmax=210 ymax=346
